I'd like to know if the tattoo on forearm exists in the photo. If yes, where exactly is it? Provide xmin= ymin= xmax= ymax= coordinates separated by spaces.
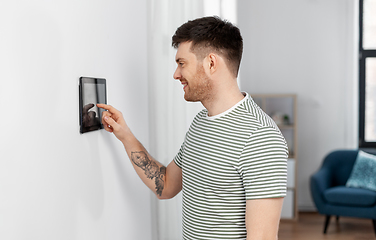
xmin=131 ymin=151 xmax=166 ymax=196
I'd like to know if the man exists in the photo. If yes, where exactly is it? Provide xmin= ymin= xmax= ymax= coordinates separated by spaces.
xmin=98 ymin=16 xmax=288 ymax=240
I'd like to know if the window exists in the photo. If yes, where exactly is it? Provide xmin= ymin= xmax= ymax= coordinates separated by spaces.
xmin=359 ymin=0 xmax=376 ymax=147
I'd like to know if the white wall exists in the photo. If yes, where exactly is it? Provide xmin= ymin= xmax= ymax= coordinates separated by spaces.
xmin=0 ymin=1 xmax=152 ymax=239
xmin=238 ymin=0 xmax=358 ymax=210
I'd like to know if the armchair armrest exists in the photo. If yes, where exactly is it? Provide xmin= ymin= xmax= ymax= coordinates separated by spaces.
xmin=311 ymin=168 xmax=332 ymax=192
xmin=310 ymin=168 xmax=332 ymax=213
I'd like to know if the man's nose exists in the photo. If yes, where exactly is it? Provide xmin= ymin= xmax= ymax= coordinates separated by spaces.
xmin=173 ymin=67 xmax=181 ymax=80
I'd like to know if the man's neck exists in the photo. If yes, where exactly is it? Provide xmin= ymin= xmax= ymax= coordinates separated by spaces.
xmin=202 ymin=87 xmax=245 ymax=117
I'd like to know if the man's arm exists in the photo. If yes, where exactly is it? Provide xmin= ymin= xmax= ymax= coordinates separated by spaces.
xmin=97 ymin=104 xmax=182 ymax=199
xmin=245 ymin=198 xmax=284 ymax=240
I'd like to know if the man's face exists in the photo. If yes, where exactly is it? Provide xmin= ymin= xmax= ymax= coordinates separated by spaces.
xmin=173 ymin=42 xmax=213 ymax=102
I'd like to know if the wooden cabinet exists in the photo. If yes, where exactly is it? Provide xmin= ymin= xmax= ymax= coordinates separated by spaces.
xmin=251 ymin=94 xmax=298 ymax=220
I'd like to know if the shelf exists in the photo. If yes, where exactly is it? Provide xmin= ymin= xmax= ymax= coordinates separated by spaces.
xmin=278 ymin=124 xmax=295 ymax=130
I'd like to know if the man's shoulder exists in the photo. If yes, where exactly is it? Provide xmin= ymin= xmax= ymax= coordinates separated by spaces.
xmin=241 ymin=96 xmax=280 ymax=129
xmin=223 ymin=96 xmax=271 ymax=128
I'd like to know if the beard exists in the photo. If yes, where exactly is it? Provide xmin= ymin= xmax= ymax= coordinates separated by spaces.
xmin=183 ymin=65 xmax=213 ymax=102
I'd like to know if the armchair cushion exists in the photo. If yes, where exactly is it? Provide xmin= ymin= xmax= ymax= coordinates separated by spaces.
xmin=346 ymin=150 xmax=376 ymax=191
xmin=324 ymin=186 xmax=376 ymax=207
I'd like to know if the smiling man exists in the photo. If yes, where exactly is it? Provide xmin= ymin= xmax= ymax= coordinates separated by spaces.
xmin=98 ymin=16 xmax=288 ymax=240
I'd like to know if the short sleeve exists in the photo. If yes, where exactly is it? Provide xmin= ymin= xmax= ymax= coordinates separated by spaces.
xmin=173 ymin=141 xmax=185 ymax=169
xmin=238 ymin=126 xmax=288 ymax=200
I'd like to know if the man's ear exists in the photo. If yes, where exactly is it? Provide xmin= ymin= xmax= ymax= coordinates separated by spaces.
xmin=206 ymin=53 xmax=218 ymax=75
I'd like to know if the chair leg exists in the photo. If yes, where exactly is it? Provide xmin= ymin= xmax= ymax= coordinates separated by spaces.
xmin=373 ymin=219 xmax=376 ymax=236
xmin=323 ymin=215 xmax=331 ymax=234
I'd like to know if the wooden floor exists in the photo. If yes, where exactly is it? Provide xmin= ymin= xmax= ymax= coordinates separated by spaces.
xmin=279 ymin=212 xmax=376 ymax=240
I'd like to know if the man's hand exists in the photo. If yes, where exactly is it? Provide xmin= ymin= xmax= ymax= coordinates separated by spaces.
xmin=97 ymin=104 xmax=131 ymax=143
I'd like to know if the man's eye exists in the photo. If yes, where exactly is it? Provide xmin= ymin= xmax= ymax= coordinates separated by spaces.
xmin=179 ymin=62 xmax=184 ymax=66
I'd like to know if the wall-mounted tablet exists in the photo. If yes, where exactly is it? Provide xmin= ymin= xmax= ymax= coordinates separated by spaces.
xmin=79 ymin=77 xmax=107 ymax=134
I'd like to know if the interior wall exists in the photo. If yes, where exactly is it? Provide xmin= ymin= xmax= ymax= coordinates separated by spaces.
xmin=237 ymin=0 xmax=358 ymax=210
xmin=0 ymin=1 xmax=152 ymax=239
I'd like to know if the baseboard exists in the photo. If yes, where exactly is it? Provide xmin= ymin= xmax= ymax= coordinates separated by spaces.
xmin=298 ymin=205 xmax=317 ymax=212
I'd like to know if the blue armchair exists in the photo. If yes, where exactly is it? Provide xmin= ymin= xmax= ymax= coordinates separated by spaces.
xmin=310 ymin=149 xmax=376 ymax=235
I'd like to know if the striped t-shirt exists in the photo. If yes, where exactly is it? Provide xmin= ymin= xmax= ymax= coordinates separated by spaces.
xmin=174 ymin=92 xmax=288 ymax=239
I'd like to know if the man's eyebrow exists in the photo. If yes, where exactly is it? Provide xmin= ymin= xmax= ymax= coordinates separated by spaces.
xmin=175 ymin=58 xmax=185 ymax=63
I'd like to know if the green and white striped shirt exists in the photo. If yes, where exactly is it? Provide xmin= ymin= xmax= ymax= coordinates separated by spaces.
xmin=174 ymin=92 xmax=288 ymax=239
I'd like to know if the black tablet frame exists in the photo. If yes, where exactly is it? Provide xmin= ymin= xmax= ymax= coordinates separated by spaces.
xmin=79 ymin=77 xmax=107 ymax=134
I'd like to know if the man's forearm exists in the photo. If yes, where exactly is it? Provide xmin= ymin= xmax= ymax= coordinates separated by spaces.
xmin=121 ymin=135 xmax=167 ymax=197
xmin=96 ymin=105 xmax=175 ymax=198
xmin=130 ymin=150 xmax=166 ymax=196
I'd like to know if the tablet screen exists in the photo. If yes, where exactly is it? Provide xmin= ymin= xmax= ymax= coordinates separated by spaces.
xmin=79 ymin=77 xmax=107 ymax=134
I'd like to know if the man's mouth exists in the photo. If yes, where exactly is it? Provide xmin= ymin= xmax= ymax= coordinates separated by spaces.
xmin=181 ymin=81 xmax=188 ymax=90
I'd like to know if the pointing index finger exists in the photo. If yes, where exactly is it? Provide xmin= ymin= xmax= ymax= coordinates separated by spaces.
xmin=97 ymin=104 xmax=118 ymax=114
xmin=97 ymin=103 xmax=111 ymax=110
